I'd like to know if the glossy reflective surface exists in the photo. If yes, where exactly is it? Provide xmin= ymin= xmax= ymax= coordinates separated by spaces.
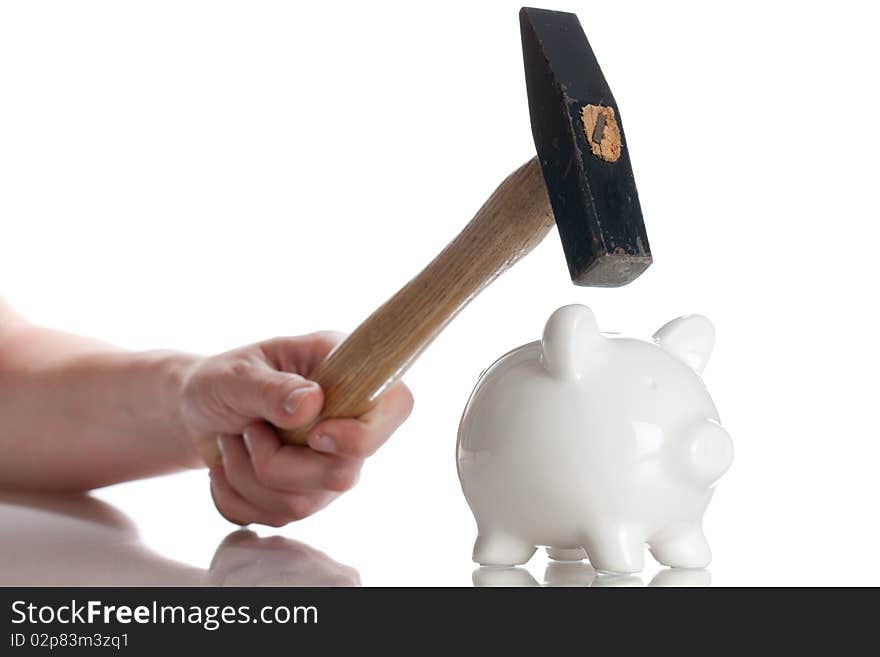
xmin=473 ymin=563 xmax=711 ymax=587
xmin=0 ymin=489 xmax=716 ymax=587
xmin=0 ymin=492 xmax=359 ymax=587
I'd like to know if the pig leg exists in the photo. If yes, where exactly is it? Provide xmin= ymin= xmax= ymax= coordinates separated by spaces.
xmin=472 ymin=532 xmax=536 ymax=566
xmin=649 ymin=524 xmax=711 ymax=569
xmin=546 ymin=547 xmax=588 ymax=561
xmin=582 ymin=526 xmax=645 ymax=574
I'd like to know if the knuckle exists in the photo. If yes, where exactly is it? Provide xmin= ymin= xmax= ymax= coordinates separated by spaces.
xmin=265 ymin=516 xmax=289 ymax=528
xmin=311 ymin=329 xmax=345 ymax=344
xmin=229 ymin=359 xmax=251 ymax=380
xmin=213 ymin=498 xmax=250 ymax=527
xmin=261 ymin=336 xmax=287 ymax=350
xmin=349 ymin=439 xmax=377 ymax=459
xmin=282 ymin=496 xmax=315 ymax=522
xmin=340 ymin=443 xmax=366 ymax=459
xmin=221 ymin=511 xmax=250 ymax=527
xmin=325 ymin=466 xmax=359 ymax=492
xmin=333 ymin=429 xmax=371 ymax=458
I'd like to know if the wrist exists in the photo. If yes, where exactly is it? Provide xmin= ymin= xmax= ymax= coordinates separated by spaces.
xmin=151 ymin=349 xmax=204 ymax=470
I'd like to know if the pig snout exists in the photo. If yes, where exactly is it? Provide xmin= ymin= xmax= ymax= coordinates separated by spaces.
xmin=682 ymin=419 xmax=734 ymax=485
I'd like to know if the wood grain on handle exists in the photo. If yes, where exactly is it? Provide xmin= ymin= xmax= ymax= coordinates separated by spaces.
xmin=282 ymin=157 xmax=553 ymax=445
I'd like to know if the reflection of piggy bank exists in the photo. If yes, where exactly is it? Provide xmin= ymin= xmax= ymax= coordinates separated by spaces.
xmin=457 ymin=305 xmax=733 ymax=574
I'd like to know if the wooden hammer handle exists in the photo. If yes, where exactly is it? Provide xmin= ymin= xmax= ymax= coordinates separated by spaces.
xmin=281 ymin=157 xmax=553 ymax=445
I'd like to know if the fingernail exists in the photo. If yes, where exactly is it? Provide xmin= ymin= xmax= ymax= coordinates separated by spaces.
xmin=242 ymin=429 xmax=253 ymax=455
xmin=309 ymin=434 xmax=336 ymax=454
xmin=284 ymin=382 xmax=318 ymax=414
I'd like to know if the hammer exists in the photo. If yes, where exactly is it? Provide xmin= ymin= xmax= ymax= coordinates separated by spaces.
xmin=278 ymin=7 xmax=651 ymax=445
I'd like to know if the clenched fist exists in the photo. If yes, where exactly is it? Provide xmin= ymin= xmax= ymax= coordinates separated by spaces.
xmin=179 ymin=332 xmax=413 ymax=527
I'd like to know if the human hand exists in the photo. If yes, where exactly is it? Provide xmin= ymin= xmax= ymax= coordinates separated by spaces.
xmin=208 ymin=529 xmax=360 ymax=586
xmin=179 ymin=332 xmax=413 ymax=526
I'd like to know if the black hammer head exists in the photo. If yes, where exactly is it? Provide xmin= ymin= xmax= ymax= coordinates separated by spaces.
xmin=520 ymin=7 xmax=651 ymax=287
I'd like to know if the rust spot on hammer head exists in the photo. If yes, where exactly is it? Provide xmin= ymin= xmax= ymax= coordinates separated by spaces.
xmin=581 ymin=105 xmax=621 ymax=163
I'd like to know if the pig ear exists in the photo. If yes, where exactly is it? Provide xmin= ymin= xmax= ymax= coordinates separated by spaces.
xmin=653 ymin=315 xmax=715 ymax=373
xmin=541 ymin=305 xmax=604 ymax=380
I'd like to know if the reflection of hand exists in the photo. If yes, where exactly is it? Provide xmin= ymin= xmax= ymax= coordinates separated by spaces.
xmin=208 ymin=530 xmax=360 ymax=587
xmin=179 ymin=332 xmax=413 ymax=526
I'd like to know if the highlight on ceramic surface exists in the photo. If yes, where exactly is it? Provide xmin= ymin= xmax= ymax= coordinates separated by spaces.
xmin=457 ymin=304 xmax=733 ymax=574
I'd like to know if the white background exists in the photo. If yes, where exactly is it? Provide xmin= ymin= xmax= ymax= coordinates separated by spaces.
xmin=1 ymin=0 xmax=879 ymax=586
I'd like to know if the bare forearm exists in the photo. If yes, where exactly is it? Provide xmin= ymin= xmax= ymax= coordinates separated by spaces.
xmin=0 ymin=320 xmax=202 ymax=491
xmin=0 ymin=299 xmax=415 ymax=526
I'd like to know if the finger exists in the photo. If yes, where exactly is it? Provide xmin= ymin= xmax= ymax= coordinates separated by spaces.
xmin=218 ymin=365 xmax=324 ymax=430
xmin=219 ymin=434 xmax=298 ymax=515
xmin=212 ymin=465 xmax=329 ymax=528
xmin=217 ymin=434 xmax=324 ymax=521
xmin=242 ymin=422 xmax=362 ymax=493
xmin=300 ymin=490 xmax=340 ymax=517
xmin=259 ymin=331 xmax=345 ymax=376
xmin=306 ymin=382 xmax=414 ymax=458
xmin=209 ymin=466 xmax=272 ymax=527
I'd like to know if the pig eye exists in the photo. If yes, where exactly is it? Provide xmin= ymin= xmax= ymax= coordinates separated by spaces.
xmin=646 ymin=377 xmax=658 ymax=390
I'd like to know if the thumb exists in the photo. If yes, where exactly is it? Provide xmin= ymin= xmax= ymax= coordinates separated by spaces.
xmin=221 ymin=365 xmax=324 ymax=430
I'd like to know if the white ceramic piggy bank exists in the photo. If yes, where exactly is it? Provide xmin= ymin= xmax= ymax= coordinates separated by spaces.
xmin=457 ymin=304 xmax=733 ymax=574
